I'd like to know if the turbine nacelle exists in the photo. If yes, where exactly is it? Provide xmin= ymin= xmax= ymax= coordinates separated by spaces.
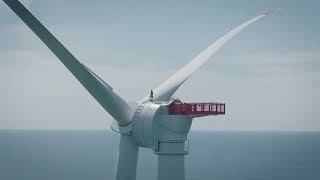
xmin=131 ymin=101 xmax=192 ymax=150
xmin=112 ymin=100 xmax=192 ymax=152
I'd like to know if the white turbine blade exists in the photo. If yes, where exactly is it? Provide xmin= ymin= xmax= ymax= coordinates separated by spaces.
xmin=115 ymin=134 xmax=139 ymax=180
xmin=3 ymin=0 xmax=133 ymax=125
xmin=142 ymin=11 xmax=275 ymax=102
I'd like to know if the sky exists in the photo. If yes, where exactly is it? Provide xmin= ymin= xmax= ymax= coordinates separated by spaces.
xmin=0 ymin=0 xmax=319 ymax=131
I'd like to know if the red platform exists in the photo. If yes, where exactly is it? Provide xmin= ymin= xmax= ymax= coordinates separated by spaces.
xmin=168 ymin=100 xmax=225 ymax=116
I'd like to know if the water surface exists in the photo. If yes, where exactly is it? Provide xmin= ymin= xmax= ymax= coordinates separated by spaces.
xmin=0 ymin=130 xmax=319 ymax=180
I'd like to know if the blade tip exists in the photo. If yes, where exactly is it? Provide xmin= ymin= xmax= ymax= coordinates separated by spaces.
xmin=263 ymin=8 xmax=281 ymax=16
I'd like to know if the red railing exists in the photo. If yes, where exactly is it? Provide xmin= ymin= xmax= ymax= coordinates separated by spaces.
xmin=168 ymin=100 xmax=225 ymax=116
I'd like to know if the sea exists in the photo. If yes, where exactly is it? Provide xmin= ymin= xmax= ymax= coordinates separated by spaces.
xmin=0 ymin=130 xmax=319 ymax=180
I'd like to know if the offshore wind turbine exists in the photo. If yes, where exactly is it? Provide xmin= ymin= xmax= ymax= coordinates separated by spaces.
xmin=3 ymin=0 xmax=275 ymax=179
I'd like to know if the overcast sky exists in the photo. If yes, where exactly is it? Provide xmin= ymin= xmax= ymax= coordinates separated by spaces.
xmin=0 ymin=0 xmax=319 ymax=130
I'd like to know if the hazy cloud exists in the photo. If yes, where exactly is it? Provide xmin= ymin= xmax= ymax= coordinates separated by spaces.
xmin=0 ymin=0 xmax=319 ymax=130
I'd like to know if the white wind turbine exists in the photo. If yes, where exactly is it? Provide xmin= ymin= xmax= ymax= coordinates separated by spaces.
xmin=3 ymin=0 xmax=276 ymax=179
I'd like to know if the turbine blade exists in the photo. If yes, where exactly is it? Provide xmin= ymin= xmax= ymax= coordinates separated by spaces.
xmin=115 ymin=134 xmax=139 ymax=180
xmin=3 ymin=0 xmax=132 ymax=125
xmin=142 ymin=12 xmax=272 ymax=102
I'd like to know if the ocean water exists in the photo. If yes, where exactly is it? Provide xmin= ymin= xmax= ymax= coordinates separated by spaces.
xmin=0 ymin=130 xmax=319 ymax=180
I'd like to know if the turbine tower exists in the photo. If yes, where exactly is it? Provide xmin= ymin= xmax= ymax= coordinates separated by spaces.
xmin=3 ymin=0 xmax=275 ymax=179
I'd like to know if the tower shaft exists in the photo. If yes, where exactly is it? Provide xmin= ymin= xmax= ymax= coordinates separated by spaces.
xmin=155 ymin=141 xmax=187 ymax=180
